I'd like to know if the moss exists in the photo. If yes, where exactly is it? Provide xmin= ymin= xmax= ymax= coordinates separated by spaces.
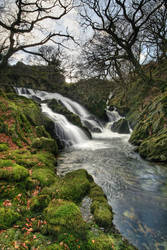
xmin=91 ymin=200 xmax=113 ymax=227
xmin=32 ymin=168 xmax=55 ymax=187
xmin=129 ymin=91 xmax=167 ymax=161
xmin=36 ymin=125 xmax=51 ymax=138
xmin=89 ymin=183 xmax=113 ymax=228
xmin=32 ymin=137 xmax=58 ymax=154
xmin=0 ymin=228 xmax=54 ymax=249
xmin=138 ymin=132 xmax=167 ymax=161
xmin=44 ymin=199 xmax=86 ymax=235
xmin=0 ymin=143 xmax=9 ymax=152
xmin=46 ymin=243 xmax=64 ymax=250
xmin=7 ymin=150 xmax=56 ymax=170
xmin=30 ymin=195 xmax=51 ymax=211
xmin=0 ymin=181 xmax=27 ymax=199
xmin=0 ymin=207 xmax=20 ymax=229
xmin=0 ymin=162 xmax=29 ymax=181
xmin=42 ymin=169 xmax=91 ymax=202
xmin=87 ymin=231 xmax=135 ymax=250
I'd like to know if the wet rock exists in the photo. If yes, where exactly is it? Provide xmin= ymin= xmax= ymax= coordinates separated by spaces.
xmin=80 ymin=196 xmax=93 ymax=223
xmin=111 ymin=118 xmax=130 ymax=134
xmin=31 ymin=95 xmax=41 ymax=103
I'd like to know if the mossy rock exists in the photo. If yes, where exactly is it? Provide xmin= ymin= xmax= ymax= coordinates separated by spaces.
xmin=7 ymin=150 xmax=56 ymax=171
xmin=44 ymin=199 xmax=86 ymax=235
xmin=89 ymin=183 xmax=113 ymax=228
xmin=91 ymin=200 xmax=113 ymax=228
xmin=30 ymin=194 xmax=51 ymax=211
xmin=87 ymin=231 xmax=135 ymax=250
xmin=0 ymin=143 xmax=9 ymax=152
xmin=32 ymin=168 xmax=55 ymax=187
xmin=0 ymin=207 xmax=20 ymax=229
xmin=36 ymin=125 xmax=51 ymax=138
xmin=129 ymin=91 xmax=167 ymax=161
xmin=0 ymin=161 xmax=29 ymax=181
xmin=138 ymin=132 xmax=167 ymax=161
xmin=32 ymin=137 xmax=58 ymax=154
xmin=42 ymin=169 xmax=91 ymax=202
xmin=47 ymin=99 xmax=83 ymax=128
xmin=111 ymin=118 xmax=130 ymax=134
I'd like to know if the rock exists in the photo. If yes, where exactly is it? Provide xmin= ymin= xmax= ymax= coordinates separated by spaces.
xmin=44 ymin=199 xmax=86 ymax=235
xmin=31 ymin=95 xmax=41 ymax=103
xmin=32 ymin=137 xmax=58 ymax=154
xmin=129 ymin=91 xmax=167 ymax=162
xmin=111 ymin=118 xmax=130 ymax=134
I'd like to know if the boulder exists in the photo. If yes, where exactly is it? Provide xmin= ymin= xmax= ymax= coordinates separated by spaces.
xmin=111 ymin=118 xmax=130 ymax=134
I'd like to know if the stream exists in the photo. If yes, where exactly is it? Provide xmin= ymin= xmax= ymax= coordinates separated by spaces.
xmin=57 ymin=132 xmax=167 ymax=250
xmin=16 ymin=88 xmax=167 ymax=250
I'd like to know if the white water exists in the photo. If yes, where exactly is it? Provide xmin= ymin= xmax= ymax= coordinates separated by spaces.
xmin=15 ymin=87 xmax=104 ymax=147
xmin=41 ymin=103 xmax=89 ymax=147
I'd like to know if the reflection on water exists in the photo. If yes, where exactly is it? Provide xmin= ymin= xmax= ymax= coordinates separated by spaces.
xmin=57 ymin=132 xmax=167 ymax=250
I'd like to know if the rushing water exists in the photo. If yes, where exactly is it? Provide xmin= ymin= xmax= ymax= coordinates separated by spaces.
xmin=57 ymin=132 xmax=167 ymax=250
xmin=16 ymin=88 xmax=167 ymax=250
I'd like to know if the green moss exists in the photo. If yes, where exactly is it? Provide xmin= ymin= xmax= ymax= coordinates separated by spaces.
xmin=0 ymin=143 xmax=9 ymax=152
xmin=30 ymin=195 xmax=51 ymax=211
xmin=32 ymin=168 xmax=55 ymax=187
xmin=42 ymin=169 xmax=91 ymax=202
xmin=129 ymin=91 xmax=167 ymax=161
xmin=138 ymin=132 xmax=167 ymax=161
xmin=44 ymin=199 xmax=86 ymax=235
xmin=0 ymin=228 xmax=54 ymax=249
xmin=87 ymin=232 xmax=135 ymax=250
xmin=0 ymin=207 xmax=20 ymax=229
xmin=7 ymin=150 xmax=56 ymax=170
xmin=89 ymin=183 xmax=113 ymax=228
xmin=0 ymin=181 xmax=27 ymax=199
xmin=0 ymin=162 xmax=29 ymax=181
xmin=91 ymin=201 xmax=113 ymax=227
xmin=36 ymin=125 xmax=51 ymax=138
xmin=32 ymin=137 xmax=58 ymax=154
xmin=46 ymin=243 xmax=63 ymax=250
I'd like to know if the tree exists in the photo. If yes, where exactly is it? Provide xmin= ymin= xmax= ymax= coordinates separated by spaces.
xmin=144 ymin=4 xmax=167 ymax=61
xmin=0 ymin=0 xmax=74 ymax=71
xmin=79 ymin=0 xmax=164 ymax=80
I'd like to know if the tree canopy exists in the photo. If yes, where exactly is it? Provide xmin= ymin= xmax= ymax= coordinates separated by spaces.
xmin=0 ymin=0 xmax=75 ymax=69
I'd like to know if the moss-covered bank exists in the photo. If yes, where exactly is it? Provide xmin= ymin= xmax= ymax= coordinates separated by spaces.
xmin=108 ymin=59 xmax=167 ymax=162
xmin=0 ymin=90 xmax=135 ymax=249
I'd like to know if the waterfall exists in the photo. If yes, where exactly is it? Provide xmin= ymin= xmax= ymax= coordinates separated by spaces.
xmin=15 ymin=87 xmax=103 ymax=146
xmin=41 ymin=104 xmax=88 ymax=147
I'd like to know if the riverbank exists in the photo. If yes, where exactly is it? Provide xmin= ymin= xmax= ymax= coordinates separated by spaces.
xmin=0 ymin=90 xmax=135 ymax=249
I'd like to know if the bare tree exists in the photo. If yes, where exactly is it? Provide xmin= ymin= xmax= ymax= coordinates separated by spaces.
xmin=0 ymin=0 xmax=75 ymax=71
xmin=144 ymin=4 xmax=167 ymax=61
xmin=79 ymin=0 xmax=164 ymax=80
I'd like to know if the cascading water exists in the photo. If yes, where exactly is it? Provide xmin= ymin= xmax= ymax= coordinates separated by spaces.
xmin=15 ymin=87 xmax=103 ymax=147
xmin=41 ymin=103 xmax=88 ymax=147
xmin=15 ymin=87 xmax=167 ymax=249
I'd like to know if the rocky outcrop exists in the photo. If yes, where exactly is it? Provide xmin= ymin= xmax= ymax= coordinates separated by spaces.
xmin=129 ymin=91 xmax=167 ymax=161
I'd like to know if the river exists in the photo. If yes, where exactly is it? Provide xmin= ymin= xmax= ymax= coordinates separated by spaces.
xmin=16 ymin=88 xmax=167 ymax=250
